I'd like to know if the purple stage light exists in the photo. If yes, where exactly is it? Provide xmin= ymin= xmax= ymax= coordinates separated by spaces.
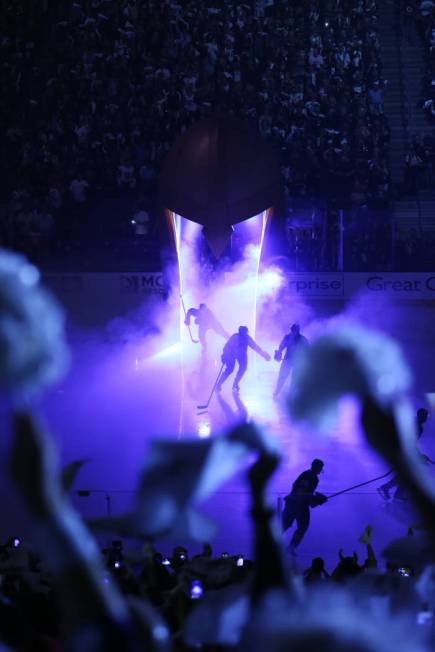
xmin=151 ymin=343 xmax=181 ymax=361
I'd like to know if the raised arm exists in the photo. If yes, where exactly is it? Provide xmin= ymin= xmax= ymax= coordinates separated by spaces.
xmin=358 ymin=525 xmax=377 ymax=569
xmin=248 ymin=452 xmax=290 ymax=603
xmin=10 ymin=414 xmax=128 ymax=637
xmin=10 ymin=413 xmax=170 ymax=651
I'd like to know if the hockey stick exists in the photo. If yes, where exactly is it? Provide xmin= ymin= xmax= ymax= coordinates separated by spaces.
xmin=285 ymin=470 xmax=397 ymax=516
xmin=180 ymin=294 xmax=199 ymax=344
xmin=197 ymin=364 xmax=224 ymax=410
xmin=326 ymin=469 xmax=394 ymax=500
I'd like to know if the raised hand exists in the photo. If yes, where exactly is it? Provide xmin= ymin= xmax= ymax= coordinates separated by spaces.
xmin=358 ymin=524 xmax=373 ymax=545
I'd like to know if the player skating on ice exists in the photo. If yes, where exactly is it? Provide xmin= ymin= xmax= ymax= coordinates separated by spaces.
xmin=184 ymin=303 xmax=229 ymax=352
xmin=216 ymin=326 xmax=270 ymax=393
xmin=273 ymin=323 xmax=309 ymax=399
xmin=282 ymin=458 xmax=327 ymax=555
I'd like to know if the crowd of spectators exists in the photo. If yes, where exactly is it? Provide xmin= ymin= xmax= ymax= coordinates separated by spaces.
xmin=395 ymin=225 xmax=435 ymax=269
xmin=1 ymin=0 xmax=394 ymax=269
xmin=416 ymin=0 xmax=435 ymax=122
xmin=4 ymin=406 xmax=435 ymax=652
xmin=417 ymin=0 xmax=435 ymax=192
xmin=400 ymin=1 xmax=435 ymax=196
xmin=283 ymin=204 xmax=393 ymax=272
xmin=1 ymin=524 xmax=429 ymax=651
xmin=345 ymin=209 xmax=392 ymax=270
xmin=279 ymin=0 xmax=392 ymax=208
xmin=403 ymin=133 xmax=435 ymax=195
